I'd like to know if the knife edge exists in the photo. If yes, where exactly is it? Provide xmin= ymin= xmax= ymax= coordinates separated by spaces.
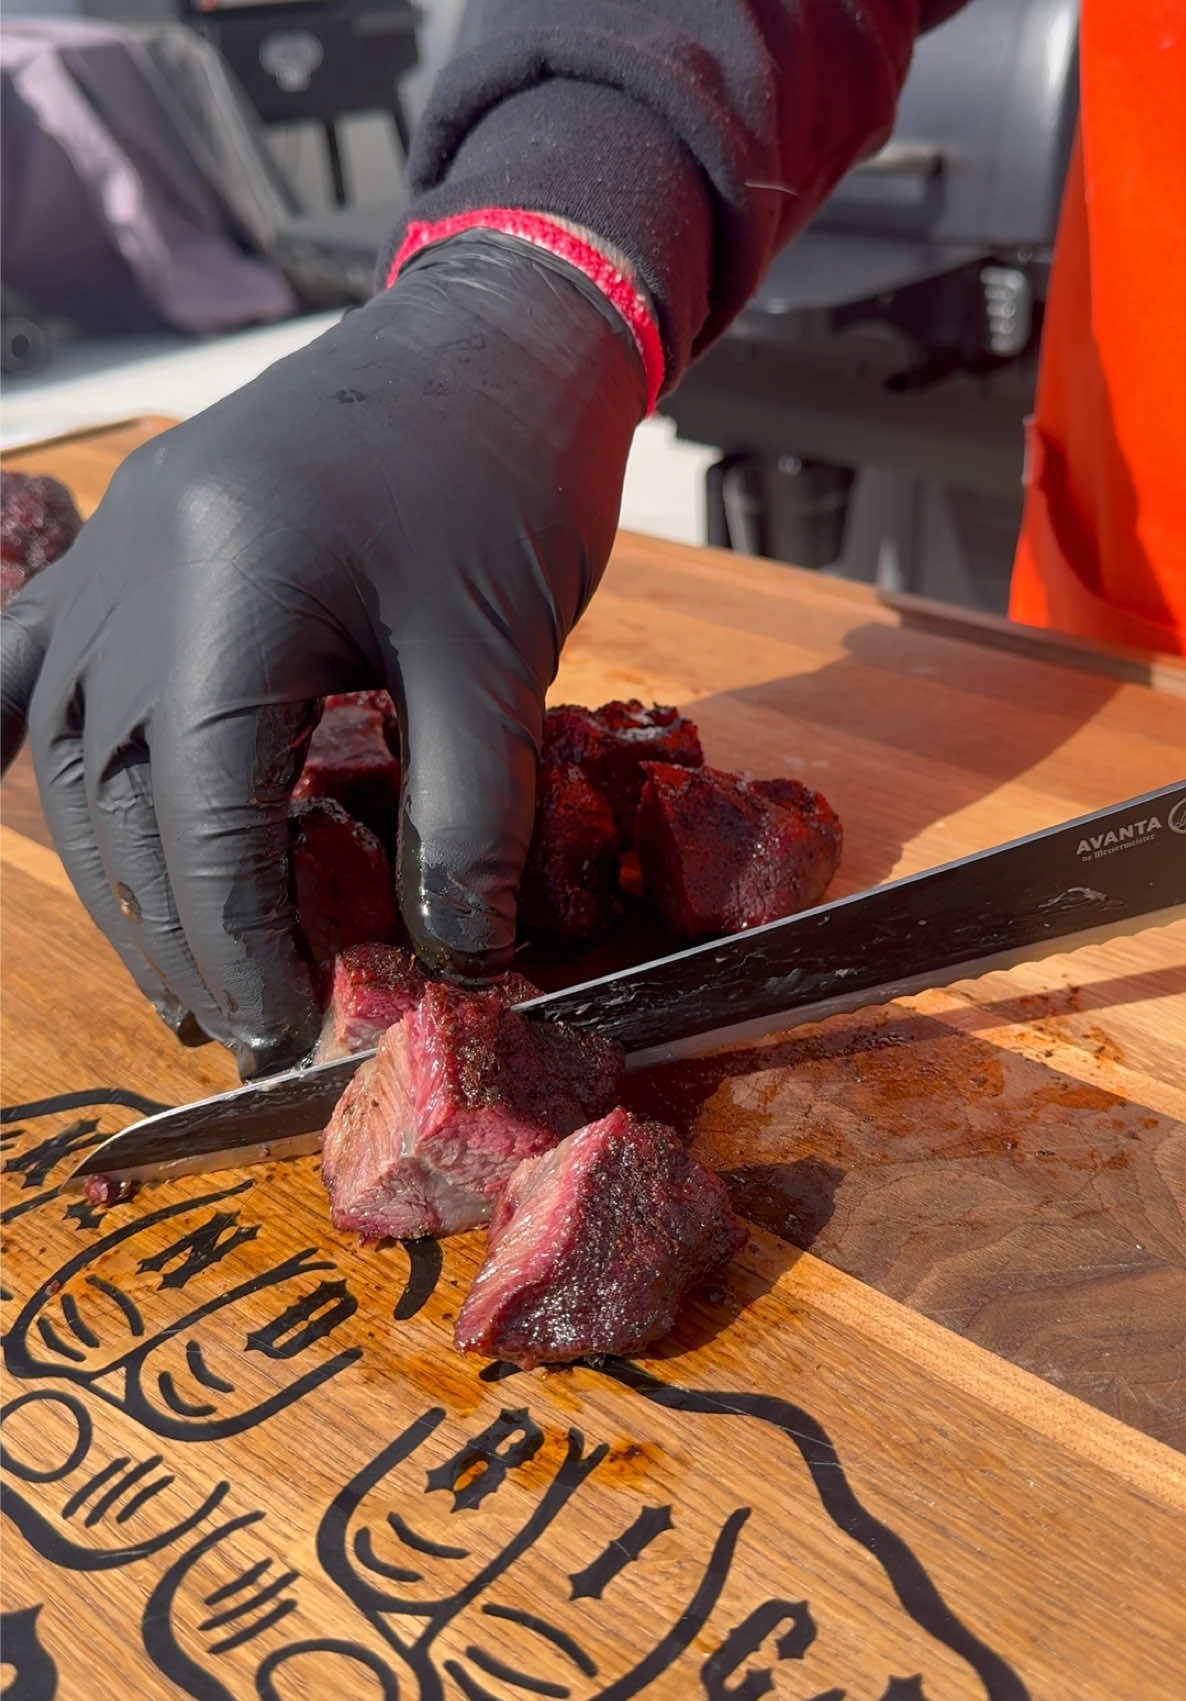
xmin=64 ymin=778 xmax=1186 ymax=1189
xmin=67 ymin=894 xmax=1186 ymax=1188
xmin=625 ymin=899 xmax=1186 ymax=1066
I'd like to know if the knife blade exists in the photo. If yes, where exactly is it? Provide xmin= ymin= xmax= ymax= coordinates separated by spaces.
xmin=68 ymin=779 xmax=1186 ymax=1188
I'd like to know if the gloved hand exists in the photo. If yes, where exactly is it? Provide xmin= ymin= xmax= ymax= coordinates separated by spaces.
xmin=0 ymin=233 xmax=646 ymax=1075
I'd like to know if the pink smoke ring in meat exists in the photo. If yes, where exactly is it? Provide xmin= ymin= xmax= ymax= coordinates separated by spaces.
xmin=321 ymin=981 xmax=623 ymax=1242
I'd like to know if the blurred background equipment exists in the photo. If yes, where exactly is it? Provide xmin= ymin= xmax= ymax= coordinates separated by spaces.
xmin=80 ymin=0 xmax=420 ymax=204
xmin=659 ymin=0 xmax=1080 ymax=613
xmin=2 ymin=0 xmax=1081 ymax=616
xmin=1 ymin=16 xmax=305 ymax=338
xmin=1 ymin=0 xmax=425 ymax=345
xmin=1 ymin=289 xmax=54 ymax=377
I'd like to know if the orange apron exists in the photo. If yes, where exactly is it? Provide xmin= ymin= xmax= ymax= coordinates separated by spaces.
xmin=1009 ymin=2 xmax=1186 ymax=656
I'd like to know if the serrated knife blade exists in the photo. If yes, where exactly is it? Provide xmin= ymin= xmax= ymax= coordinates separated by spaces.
xmin=68 ymin=780 xmax=1186 ymax=1189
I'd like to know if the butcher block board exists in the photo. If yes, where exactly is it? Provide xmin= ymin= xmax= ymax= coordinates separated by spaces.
xmin=3 ymin=418 xmax=1186 ymax=1700
xmin=5 ymin=416 xmax=1186 ymax=1445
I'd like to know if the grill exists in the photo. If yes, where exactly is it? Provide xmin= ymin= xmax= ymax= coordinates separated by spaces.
xmin=659 ymin=0 xmax=1079 ymax=613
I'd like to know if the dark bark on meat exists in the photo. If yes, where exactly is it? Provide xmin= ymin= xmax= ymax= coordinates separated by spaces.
xmin=519 ymin=761 xmax=621 ymax=940
xmin=292 ymin=696 xmax=401 ymax=843
xmin=454 ymin=1107 xmax=746 ymax=1367
xmin=289 ymin=797 xmax=401 ymax=966
xmin=315 ymin=943 xmax=423 ymax=1061
xmin=636 ymin=762 xmax=842 ymax=937
xmin=322 ymin=981 xmax=622 ymax=1241
xmin=315 ymin=942 xmax=540 ymax=1061
xmin=542 ymin=700 xmax=703 ymax=846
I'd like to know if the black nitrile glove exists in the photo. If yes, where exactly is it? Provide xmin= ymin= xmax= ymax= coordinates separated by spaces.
xmin=0 ymin=233 xmax=646 ymax=1075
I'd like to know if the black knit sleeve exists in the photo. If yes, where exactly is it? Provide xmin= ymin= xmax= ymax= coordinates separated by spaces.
xmin=386 ymin=1 xmax=969 ymax=389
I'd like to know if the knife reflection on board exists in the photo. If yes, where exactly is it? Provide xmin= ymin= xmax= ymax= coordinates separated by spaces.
xmin=68 ymin=781 xmax=1186 ymax=1190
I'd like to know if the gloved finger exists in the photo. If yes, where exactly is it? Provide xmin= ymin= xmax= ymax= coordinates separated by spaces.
xmin=28 ymin=694 xmax=210 ymax=1043
xmin=85 ymin=737 xmax=229 ymax=1048
xmin=150 ymin=697 xmax=321 ymax=1078
xmin=397 ymin=642 xmax=542 ymax=979
xmin=1 ymin=588 xmax=50 ymax=773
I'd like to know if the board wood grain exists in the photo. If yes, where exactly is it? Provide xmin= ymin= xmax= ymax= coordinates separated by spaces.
xmin=3 ymin=419 xmax=1185 ymax=1700
xmin=3 ymin=801 xmax=1185 ymax=1700
xmin=7 ymin=418 xmax=1184 ymax=1442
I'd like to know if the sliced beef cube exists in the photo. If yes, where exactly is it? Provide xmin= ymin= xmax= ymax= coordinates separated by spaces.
xmin=543 ymin=700 xmax=703 ymax=845
xmin=316 ymin=944 xmax=541 ymax=1062
xmin=322 ymin=982 xmax=623 ymax=1241
xmin=293 ymin=697 xmax=401 ymax=842
xmin=1 ymin=470 xmax=83 ymax=575
xmin=454 ymin=1107 xmax=747 ymax=1367
xmin=519 ymin=762 xmax=621 ymax=940
xmin=290 ymin=798 xmax=400 ymax=966
xmin=636 ymin=762 xmax=842 ymax=938
xmin=315 ymin=944 xmax=422 ymax=1061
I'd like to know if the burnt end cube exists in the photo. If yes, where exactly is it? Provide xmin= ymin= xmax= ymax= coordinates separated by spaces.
xmin=315 ymin=943 xmax=423 ymax=1061
xmin=316 ymin=945 xmax=541 ymax=1063
xmin=322 ymin=982 xmax=624 ymax=1241
xmin=542 ymin=699 xmax=703 ymax=845
xmin=519 ymin=761 xmax=621 ymax=940
xmin=454 ymin=1107 xmax=747 ymax=1367
xmin=1 ymin=470 xmax=83 ymax=575
xmin=636 ymin=762 xmax=842 ymax=938
xmin=289 ymin=797 xmax=401 ymax=966
xmin=292 ymin=697 xmax=401 ymax=843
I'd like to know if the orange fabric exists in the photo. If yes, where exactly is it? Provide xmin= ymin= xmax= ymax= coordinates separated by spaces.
xmin=1009 ymin=3 xmax=1186 ymax=656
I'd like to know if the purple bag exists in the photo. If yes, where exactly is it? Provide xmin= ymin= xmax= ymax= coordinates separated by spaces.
xmin=1 ymin=18 xmax=299 ymax=333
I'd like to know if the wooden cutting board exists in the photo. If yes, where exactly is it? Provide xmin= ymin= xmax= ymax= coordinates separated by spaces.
xmin=3 ymin=419 xmax=1185 ymax=1700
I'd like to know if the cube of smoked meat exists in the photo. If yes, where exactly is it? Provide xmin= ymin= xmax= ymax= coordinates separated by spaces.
xmin=315 ymin=941 xmax=541 ymax=1062
xmin=519 ymin=762 xmax=621 ymax=940
xmin=325 ymin=690 xmax=400 ymax=753
xmin=542 ymin=700 xmax=703 ymax=845
xmin=454 ymin=1107 xmax=746 ymax=1367
xmin=636 ymin=763 xmax=842 ymax=938
xmin=321 ymin=981 xmax=623 ymax=1240
xmin=290 ymin=798 xmax=401 ymax=966
xmin=1 ymin=470 xmax=83 ymax=576
xmin=315 ymin=943 xmax=423 ymax=1061
xmin=293 ymin=696 xmax=400 ymax=843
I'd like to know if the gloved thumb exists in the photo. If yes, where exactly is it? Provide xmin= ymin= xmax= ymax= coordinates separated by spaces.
xmin=1 ymin=591 xmax=49 ymax=772
xmin=396 ymin=644 xmax=542 ymax=980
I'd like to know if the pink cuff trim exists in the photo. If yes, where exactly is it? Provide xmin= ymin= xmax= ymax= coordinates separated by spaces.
xmin=387 ymin=207 xmax=665 ymax=415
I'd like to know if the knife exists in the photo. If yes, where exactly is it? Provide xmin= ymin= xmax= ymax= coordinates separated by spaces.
xmin=68 ymin=780 xmax=1186 ymax=1189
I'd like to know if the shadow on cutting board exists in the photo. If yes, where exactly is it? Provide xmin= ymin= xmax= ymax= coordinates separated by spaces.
xmin=625 ymin=1002 xmax=1186 ymax=1450
xmin=650 ymin=1163 xmax=844 ymax=1362
xmin=687 ymin=617 xmax=1123 ymax=895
